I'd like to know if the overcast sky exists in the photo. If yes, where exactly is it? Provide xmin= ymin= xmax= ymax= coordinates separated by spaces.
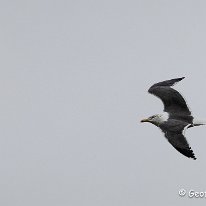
xmin=1 ymin=0 xmax=206 ymax=205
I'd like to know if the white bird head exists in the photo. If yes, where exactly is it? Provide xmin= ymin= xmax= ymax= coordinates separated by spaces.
xmin=141 ymin=114 xmax=168 ymax=126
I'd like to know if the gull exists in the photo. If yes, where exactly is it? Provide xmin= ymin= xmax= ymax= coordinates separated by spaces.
xmin=141 ymin=77 xmax=205 ymax=160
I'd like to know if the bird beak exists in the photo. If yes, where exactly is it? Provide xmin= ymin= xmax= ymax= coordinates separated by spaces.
xmin=140 ymin=118 xmax=149 ymax=123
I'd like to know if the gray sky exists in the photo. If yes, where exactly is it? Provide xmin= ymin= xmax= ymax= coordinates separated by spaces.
xmin=1 ymin=0 xmax=206 ymax=205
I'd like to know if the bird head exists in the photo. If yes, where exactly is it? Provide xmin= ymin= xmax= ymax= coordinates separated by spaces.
xmin=141 ymin=114 xmax=164 ymax=126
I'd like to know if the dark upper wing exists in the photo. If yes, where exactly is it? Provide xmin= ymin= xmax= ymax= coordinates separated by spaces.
xmin=148 ymin=77 xmax=191 ymax=116
xmin=165 ymin=131 xmax=196 ymax=160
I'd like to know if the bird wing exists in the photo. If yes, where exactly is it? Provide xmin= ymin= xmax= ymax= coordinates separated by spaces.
xmin=159 ymin=119 xmax=196 ymax=159
xmin=148 ymin=77 xmax=191 ymax=116
xmin=164 ymin=131 xmax=196 ymax=160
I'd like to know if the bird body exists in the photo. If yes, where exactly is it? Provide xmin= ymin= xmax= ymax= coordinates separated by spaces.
xmin=141 ymin=77 xmax=205 ymax=160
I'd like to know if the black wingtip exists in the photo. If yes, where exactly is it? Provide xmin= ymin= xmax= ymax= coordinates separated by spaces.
xmin=189 ymin=147 xmax=196 ymax=160
xmin=175 ymin=77 xmax=185 ymax=82
xmin=191 ymin=154 xmax=197 ymax=160
xmin=192 ymin=154 xmax=197 ymax=160
xmin=149 ymin=77 xmax=186 ymax=89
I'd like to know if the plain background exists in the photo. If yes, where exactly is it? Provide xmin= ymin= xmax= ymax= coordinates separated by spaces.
xmin=1 ymin=0 xmax=206 ymax=205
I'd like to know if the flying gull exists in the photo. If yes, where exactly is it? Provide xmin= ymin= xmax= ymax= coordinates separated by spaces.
xmin=141 ymin=77 xmax=205 ymax=160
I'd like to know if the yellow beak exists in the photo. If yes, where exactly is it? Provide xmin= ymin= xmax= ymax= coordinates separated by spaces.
xmin=140 ymin=118 xmax=149 ymax=123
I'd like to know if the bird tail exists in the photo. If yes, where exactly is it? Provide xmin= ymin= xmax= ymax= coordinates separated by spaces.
xmin=193 ymin=119 xmax=206 ymax=126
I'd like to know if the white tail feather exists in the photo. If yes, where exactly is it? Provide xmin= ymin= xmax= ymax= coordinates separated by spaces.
xmin=193 ymin=119 xmax=206 ymax=126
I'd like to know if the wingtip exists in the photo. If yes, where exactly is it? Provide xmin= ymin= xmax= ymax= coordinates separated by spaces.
xmin=172 ymin=77 xmax=185 ymax=84
xmin=177 ymin=77 xmax=185 ymax=81
xmin=189 ymin=147 xmax=196 ymax=160
xmin=191 ymin=154 xmax=197 ymax=160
